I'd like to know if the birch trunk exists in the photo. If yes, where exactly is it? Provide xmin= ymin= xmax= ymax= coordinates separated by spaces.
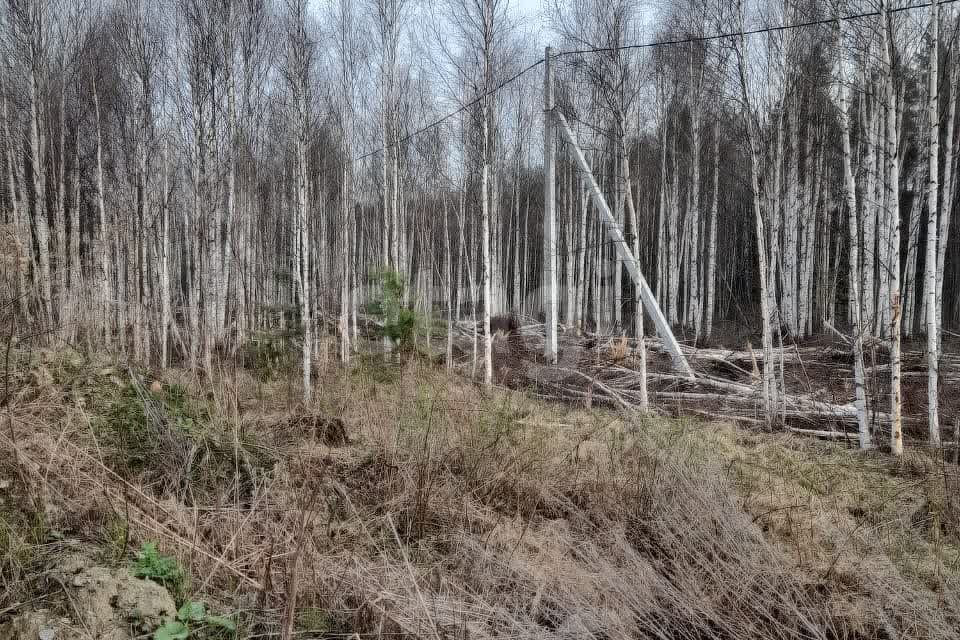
xmin=93 ymin=79 xmax=112 ymax=349
xmin=625 ymin=147 xmax=648 ymax=409
xmin=298 ymin=146 xmax=312 ymax=402
xmin=482 ymin=107 xmax=493 ymax=387
xmin=838 ymin=18 xmax=871 ymax=448
xmin=735 ymin=23 xmax=777 ymax=422
xmin=688 ymin=91 xmax=703 ymax=338
xmin=68 ymin=122 xmax=81 ymax=339
xmin=783 ymin=107 xmax=799 ymax=337
xmin=667 ymin=129 xmax=681 ymax=325
xmin=340 ymin=166 xmax=351 ymax=364
xmin=862 ymin=97 xmax=879 ymax=335
xmin=55 ymin=76 xmax=67 ymax=324
xmin=903 ymin=168 xmax=924 ymax=335
xmin=935 ymin=62 xmax=957 ymax=352
xmin=924 ymin=0 xmax=941 ymax=445
xmin=882 ymin=0 xmax=903 ymax=455
xmin=223 ymin=38 xmax=237 ymax=337
xmin=160 ymin=140 xmax=171 ymax=369
xmin=30 ymin=44 xmax=52 ymax=324
xmin=543 ymin=47 xmax=558 ymax=362
xmin=565 ymin=164 xmax=576 ymax=328
xmin=705 ymin=118 xmax=720 ymax=340
xmin=1 ymin=78 xmax=31 ymax=322
xmin=576 ymin=181 xmax=588 ymax=331
xmin=443 ymin=192 xmax=453 ymax=368
xmin=656 ymin=98 xmax=668 ymax=312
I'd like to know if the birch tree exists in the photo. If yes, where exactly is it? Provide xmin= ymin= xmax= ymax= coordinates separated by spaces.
xmin=924 ymin=0 xmax=941 ymax=446
xmin=837 ymin=16 xmax=870 ymax=448
xmin=881 ymin=0 xmax=903 ymax=456
xmin=281 ymin=0 xmax=316 ymax=403
xmin=734 ymin=0 xmax=778 ymax=423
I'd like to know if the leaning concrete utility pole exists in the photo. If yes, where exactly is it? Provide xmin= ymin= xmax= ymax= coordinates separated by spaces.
xmin=551 ymin=107 xmax=694 ymax=378
xmin=543 ymin=46 xmax=559 ymax=363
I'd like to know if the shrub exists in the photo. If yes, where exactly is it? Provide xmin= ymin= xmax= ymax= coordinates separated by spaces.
xmin=154 ymin=600 xmax=236 ymax=640
xmin=133 ymin=541 xmax=186 ymax=599
xmin=372 ymin=269 xmax=419 ymax=351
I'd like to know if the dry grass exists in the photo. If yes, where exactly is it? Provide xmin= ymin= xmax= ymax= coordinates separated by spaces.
xmin=2 ymin=348 xmax=960 ymax=639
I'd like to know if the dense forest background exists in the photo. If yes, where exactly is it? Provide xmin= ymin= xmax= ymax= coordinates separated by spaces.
xmin=1 ymin=0 xmax=958 ymax=379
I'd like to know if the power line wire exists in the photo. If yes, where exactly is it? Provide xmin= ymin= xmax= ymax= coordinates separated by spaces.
xmin=560 ymin=0 xmax=959 ymax=55
xmin=329 ymin=0 xmax=956 ymax=173
xmin=353 ymin=58 xmax=546 ymax=163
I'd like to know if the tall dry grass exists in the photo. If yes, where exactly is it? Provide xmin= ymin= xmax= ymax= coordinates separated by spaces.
xmin=2 ymin=350 xmax=959 ymax=639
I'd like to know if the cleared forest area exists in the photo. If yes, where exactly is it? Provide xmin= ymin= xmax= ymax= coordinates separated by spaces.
xmin=4 ymin=0 xmax=960 ymax=636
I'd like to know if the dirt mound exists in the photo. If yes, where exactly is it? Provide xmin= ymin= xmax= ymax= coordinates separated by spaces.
xmin=0 ymin=610 xmax=79 ymax=640
xmin=277 ymin=413 xmax=350 ymax=446
xmin=1 ymin=554 xmax=176 ymax=640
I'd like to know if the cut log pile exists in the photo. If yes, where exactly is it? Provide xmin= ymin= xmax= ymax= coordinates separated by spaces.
xmin=447 ymin=318 xmax=960 ymax=444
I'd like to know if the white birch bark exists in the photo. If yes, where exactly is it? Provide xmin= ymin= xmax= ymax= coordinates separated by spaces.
xmin=443 ymin=191 xmax=453 ymax=368
xmin=223 ymin=20 xmax=237 ymax=338
xmin=838 ymin=18 xmax=871 ymax=448
xmin=862 ymin=95 xmax=879 ymax=335
xmin=625 ymin=145 xmax=648 ymax=409
xmin=55 ymin=74 xmax=67 ymax=322
xmin=160 ymin=140 xmax=170 ymax=369
xmin=29 ymin=31 xmax=52 ymax=324
xmin=513 ymin=146 xmax=523 ymax=313
xmin=656 ymin=85 xmax=669 ymax=312
xmin=705 ymin=118 xmax=720 ymax=340
xmin=924 ymin=0 xmax=941 ymax=445
xmin=688 ymin=66 xmax=703 ymax=338
xmin=876 ymin=98 xmax=892 ymax=338
xmin=543 ymin=46 xmax=558 ymax=363
xmin=613 ymin=131 xmax=624 ymax=329
xmin=576 ymin=181 xmax=588 ymax=331
xmin=798 ymin=132 xmax=819 ymax=336
xmin=882 ymin=0 xmax=903 ymax=456
xmin=783 ymin=107 xmax=800 ymax=337
xmin=482 ymin=111 xmax=493 ymax=386
xmin=93 ymin=78 xmax=112 ymax=349
xmin=68 ymin=121 xmax=81 ymax=338
xmin=734 ymin=19 xmax=777 ymax=422
xmin=667 ymin=128 xmax=681 ymax=325
xmin=341 ymin=166 xmax=351 ymax=364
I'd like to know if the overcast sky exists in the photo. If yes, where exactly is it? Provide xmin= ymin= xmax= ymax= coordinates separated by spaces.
xmin=514 ymin=0 xmax=544 ymax=18
xmin=512 ymin=0 xmax=547 ymax=42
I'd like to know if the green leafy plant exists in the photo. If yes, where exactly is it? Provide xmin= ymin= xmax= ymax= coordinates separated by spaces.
xmin=163 ymin=383 xmax=208 ymax=432
xmin=154 ymin=600 xmax=236 ymax=640
xmin=133 ymin=542 xmax=185 ymax=598
xmin=96 ymin=381 xmax=208 ymax=473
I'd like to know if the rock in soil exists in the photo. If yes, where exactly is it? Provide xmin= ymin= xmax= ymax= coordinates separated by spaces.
xmin=0 ymin=554 xmax=176 ymax=640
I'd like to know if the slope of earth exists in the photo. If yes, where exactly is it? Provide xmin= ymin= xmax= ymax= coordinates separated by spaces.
xmin=1 ymin=348 xmax=959 ymax=639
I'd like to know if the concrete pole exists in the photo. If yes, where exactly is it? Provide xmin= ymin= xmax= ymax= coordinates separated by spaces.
xmin=544 ymin=46 xmax=559 ymax=363
xmin=553 ymin=108 xmax=694 ymax=378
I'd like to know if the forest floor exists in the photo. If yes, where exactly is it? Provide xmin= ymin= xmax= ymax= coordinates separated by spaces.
xmin=2 ymin=346 xmax=960 ymax=639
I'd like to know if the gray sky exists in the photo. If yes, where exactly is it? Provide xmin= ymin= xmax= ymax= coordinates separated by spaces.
xmin=513 ymin=0 xmax=544 ymax=17
xmin=511 ymin=0 xmax=548 ymax=49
